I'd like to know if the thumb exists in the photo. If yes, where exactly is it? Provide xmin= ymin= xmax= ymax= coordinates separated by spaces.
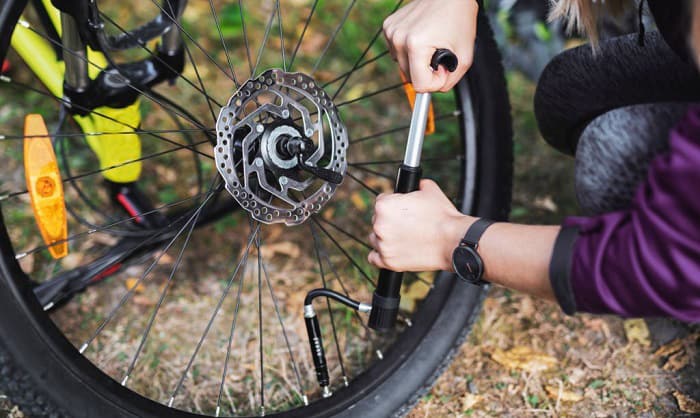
xmin=408 ymin=46 xmax=445 ymax=93
xmin=419 ymin=178 xmax=439 ymax=192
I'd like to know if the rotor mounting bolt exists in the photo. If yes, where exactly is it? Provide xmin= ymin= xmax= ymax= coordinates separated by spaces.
xmin=281 ymin=109 xmax=290 ymax=118
xmin=255 ymin=158 xmax=264 ymax=167
xmin=256 ymin=124 xmax=265 ymax=133
xmin=279 ymin=176 xmax=289 ymax=185
xmin=305 ymin=128 xmax=314 ymax=137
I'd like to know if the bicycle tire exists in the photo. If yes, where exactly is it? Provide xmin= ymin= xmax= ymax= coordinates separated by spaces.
xmin=0 ymin=2 xmax=512 ymax=417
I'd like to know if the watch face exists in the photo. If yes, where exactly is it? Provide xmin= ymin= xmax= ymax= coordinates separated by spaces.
xmin=452 ymin=246 xmax=483 ymax=284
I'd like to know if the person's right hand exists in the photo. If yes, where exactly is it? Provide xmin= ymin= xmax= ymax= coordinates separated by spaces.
xmin=382 ymin=0 xmax=478 ymax=93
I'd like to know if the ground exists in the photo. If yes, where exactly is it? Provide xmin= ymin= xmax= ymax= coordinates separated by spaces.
xmin=407 ymin=73 xmax=700 ymax=418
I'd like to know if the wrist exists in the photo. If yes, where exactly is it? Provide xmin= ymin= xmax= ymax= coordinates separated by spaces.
xmin=442 ymin=214 xmax=475 ymax=271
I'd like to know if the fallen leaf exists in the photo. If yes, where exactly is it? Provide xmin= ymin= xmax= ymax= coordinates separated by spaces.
xmin=260 ymin=241 xmax=301 ymax=259
xmin=533 ymin=196 xmax=558 ymax=212
xmin=133 ymin=294 xmax=154 ymax=306
xmin=125 ymin=277 xmax=146 ymax=294
xmin=461 ymin=393 xmax=482 ymax=411
xmin=18 ymin=252 xmax=35 ymax=273
xmin=662 ymin=350 xmax=690 ymax=372
xmin=399 ymin=280 xmax=430 ymax=312
xmin=545 ymin=385 xmax=583 ymax=403
xmin=623 ymin=318 xmax=650 ymax=346
xmin=673 ymin=391 xmax=700 ymax=414
xmin=350 ymin=191 xmax=368 ymax=211
xmin=654 ymin=338 xmax=684 ymax=358
xmin=490 ymin=346 xmax=558 ymax=373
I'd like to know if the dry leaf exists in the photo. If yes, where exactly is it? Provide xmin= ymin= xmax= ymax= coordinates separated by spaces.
xmin=673 ymin=391 xmax=700 ymax=414
xmin=260 ymin=242 xmax=301 ymax=259
xmin=654 ymin=338 xmax=684 ymax=358
xmin=461 ymin=393 xmax=482 ymax=411
xmin=350 ymin=191 xmax=368 ymax=211
xmin=490 ymin=346 xmax=558 ymax=373
xmin=125 ymin=277 xmax=146 ymax=294
xmin=623 ymin=318 xmax=650 ymax=346
xmin=545 ymin=385 xmax=583 ymax=403
xmin=399 ymin=280 xmax=430 ymax=312
xmin=662 ymin=350 xmax=690 ymax=372
xmin=133 ymin=294 xmax=154 ymax=306
xmin=18 ymin=252 xmax=35 ymax=274
xmin=533 ymin=196 xmax=558 ymax=212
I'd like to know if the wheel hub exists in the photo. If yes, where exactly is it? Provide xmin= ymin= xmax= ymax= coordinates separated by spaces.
xmin=214 ymin=69 xmax=348 ymax=225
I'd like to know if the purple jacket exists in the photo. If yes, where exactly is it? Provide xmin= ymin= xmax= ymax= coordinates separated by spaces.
xmin=550 ymin=106 xmax=700 ymax=322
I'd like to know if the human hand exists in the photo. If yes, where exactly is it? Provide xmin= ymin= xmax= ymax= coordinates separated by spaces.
xmin=382 ymin=0 xmax=478 ymax=92
xmin=368 ymin=179 xmax=475 ymax=272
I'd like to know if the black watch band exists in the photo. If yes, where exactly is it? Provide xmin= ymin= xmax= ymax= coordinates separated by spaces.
xmin=452 ymin=218 xmax=494 ymax=286
xmin=462 ymin=218 xmax=495 ymax=249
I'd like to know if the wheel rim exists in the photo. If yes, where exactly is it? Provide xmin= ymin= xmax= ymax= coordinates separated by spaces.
xmin=0 ymin=1 xmax=477 ymax=416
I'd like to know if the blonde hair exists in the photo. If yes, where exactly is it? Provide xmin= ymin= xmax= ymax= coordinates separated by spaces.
xmin=548 ymin=0 xmax=633 ymax=44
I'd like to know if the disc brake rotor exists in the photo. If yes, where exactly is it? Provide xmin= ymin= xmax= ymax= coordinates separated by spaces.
xmin=215 ymin=69 xmax=348 ymax=225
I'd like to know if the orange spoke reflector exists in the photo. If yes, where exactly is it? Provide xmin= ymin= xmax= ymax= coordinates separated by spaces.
xmin=24 ymin=114 xmax=68 ymax=259
xmin=400 ymin=71 xmax=435 ymax=135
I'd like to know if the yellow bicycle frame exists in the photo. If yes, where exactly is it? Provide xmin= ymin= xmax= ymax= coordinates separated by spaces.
xmin=10 ymin=0 xmax=142 ymax=183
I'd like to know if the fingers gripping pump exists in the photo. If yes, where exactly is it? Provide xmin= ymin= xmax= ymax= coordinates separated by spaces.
xmin=303 ymin=50 xmax=458 ymax=396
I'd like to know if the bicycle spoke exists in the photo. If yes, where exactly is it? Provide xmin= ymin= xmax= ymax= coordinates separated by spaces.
xmin=1 ymin=128 xmax=211 ymax=141
xmin=321 ymin=50 xmax=390 ymax=88
xmin=1 ymin=76 xmax=214 ymax=161
xmin=345 ymin=170 xmax=380 ymax=196
xmin=311 ymin=222 xmax=373 ymax=334
xmin=335 ymin=81 xmax=406 ymax=108
xmin=253 ymin=3 xmax=278 ymax=77
xmin=260 ymin=254 xmax=306 ymax=406
xmin=311 ymin=0 xmax=357 ymax=74
xmin=311 ymin=217 xmax=376 ymax=288
xmin=350 ymin=111 xmax=460 ymax=145
xmin=19 ymin=21 xmax=211 ymax=133
xmin=16 ymin=188 xmax=217 ymax=260
xmin=149 ymin=0 xmax=238 ymax=86
xmin=348 ymin=164 xmax=394 ymax=180
xmin=121 ymin=198 xmax=204 ymax=386
xmin=310 ymin=223 xmax=349 ymax=386
xmin=238 ymin=0 xmax=254 ymax=75
xmin=1 ymin=138 xmax=210 ymax=203
xmin=255 ymin=233 xmax=266 ymax=416
xmin=215 ymin=240 xmax=249 ymax=418
xmin=317 ymin=217 xmax=372 ymax=250
xmin=331 ymin=0 xmax=405 ymax=101
xmin=99 ymin=12 xmax=223 ymax=113
xmin=78 ymin=185 xmax=221 ymax=354
xmin=288 ymin=0 xmax=320 ymax=70
xmin=208 ymin=0 xmax=240 ymax=86
xmin=276 ymin=0 xmax=287 ymax=72
xmin=168 ymin=222 xmax=261 ymax=408
xmin=348 ymin=155 xmax=464 ymax=166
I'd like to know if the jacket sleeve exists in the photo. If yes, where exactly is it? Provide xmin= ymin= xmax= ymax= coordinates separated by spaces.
xmin=549 ymin=106 xmax=700 ymax=322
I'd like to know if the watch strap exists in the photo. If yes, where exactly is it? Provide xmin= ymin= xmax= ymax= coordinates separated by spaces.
xmin=462 ymin=218 xmax=494 ymax=248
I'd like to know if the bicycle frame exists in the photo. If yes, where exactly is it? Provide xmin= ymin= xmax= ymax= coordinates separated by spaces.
xmin=5 ymin=0 xmax=158 ymax=183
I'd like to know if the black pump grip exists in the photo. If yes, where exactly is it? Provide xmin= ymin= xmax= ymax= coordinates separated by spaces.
xmin=430 ymin=48 xmax=458 ymax=72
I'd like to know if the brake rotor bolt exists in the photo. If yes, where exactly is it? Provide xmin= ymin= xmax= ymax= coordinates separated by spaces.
xmin=306 ymin=128 xmax=314 ymax=136
xmin=279 ymin=176 xmax=288 ymax=185
xmin=256 ymin=124 xmax=264 ymax=133
xmin=281 ymin=109 xmax=290 ymax=118
xmin=255 ymin=158 xmax=264 ymax=167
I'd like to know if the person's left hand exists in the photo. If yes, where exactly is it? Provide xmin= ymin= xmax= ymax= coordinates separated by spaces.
xmin=368 ymin=179 xmax=474 ymax=272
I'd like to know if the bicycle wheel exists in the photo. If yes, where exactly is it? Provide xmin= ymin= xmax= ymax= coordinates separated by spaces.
xmin=0 ymin=1 xmax=512 ymax=417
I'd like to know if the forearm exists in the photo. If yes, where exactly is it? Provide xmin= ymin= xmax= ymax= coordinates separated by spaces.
xmin=477 ymin=222 xmax=560 ymax=301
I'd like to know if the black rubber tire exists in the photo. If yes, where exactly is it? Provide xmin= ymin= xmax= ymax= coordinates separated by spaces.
xmin=0 ymin=7 xmax=512 ymax=418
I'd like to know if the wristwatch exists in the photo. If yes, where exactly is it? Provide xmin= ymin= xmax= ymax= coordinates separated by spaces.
xmin=451 ymin=218 xmax=494 ymax=286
